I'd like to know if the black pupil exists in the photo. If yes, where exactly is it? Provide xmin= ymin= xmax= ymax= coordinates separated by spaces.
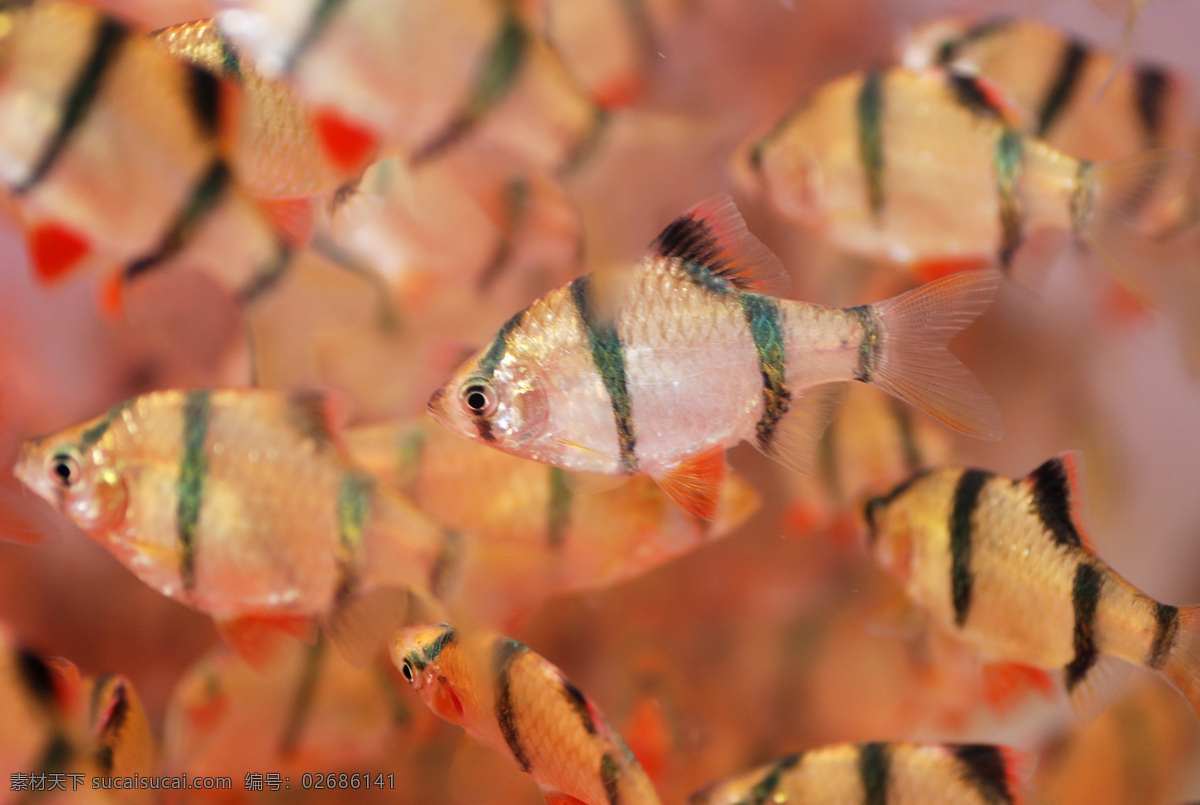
xmin=402 ymin=661 xmax=413 ymax=682
xmin=465 ymin=387 xmax=488 ymax=413
xmin=52 ymin=458 xmax=74 ymax=485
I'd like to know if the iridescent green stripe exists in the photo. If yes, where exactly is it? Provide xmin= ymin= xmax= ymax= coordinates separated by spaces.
xmin=739 ymin=294 xmax=790 ymax=452
xmin=80 ymin=399 xmax=133 ymax=447
xmin=570 ymin=276 xmax=637 ymax=472
xmin=856 ymin=71 xmax=886 ymax=220
xmin=547 ymin=467 xmax=572 ymax=549
xmin=334 ymin=470 xmax=373 ymax=599
xmin=177 ymin=390 xmax=212 ymax=593
xmin=994 ymin=128 xmax=1025 ymax=269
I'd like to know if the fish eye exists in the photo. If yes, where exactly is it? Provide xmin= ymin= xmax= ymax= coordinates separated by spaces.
xmin=459 ymin=379 xmax=496 ymax=418
xmin=47 ymin=450 xmax=81 ymax=489
xmin=401 ymin=658 xmax=414 ymax=684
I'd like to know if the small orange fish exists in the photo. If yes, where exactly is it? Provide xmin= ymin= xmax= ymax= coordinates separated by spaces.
xmin=748 ymin=66 xmax=1193 ymax=281
xmin=392 ymin=624 xmax=662 ymax=805
xmin=689 ymin=742 xmax=1032 ymax=805
xmin=865 ymin=453 xmax=1200 ymax=720
xmin=13 ymin=389 xmax=449 ymax=664
xmin=0 ymin=2 xmax=292 ymax=307
xmin=428 ymin=194 xmax=1000 ymax=520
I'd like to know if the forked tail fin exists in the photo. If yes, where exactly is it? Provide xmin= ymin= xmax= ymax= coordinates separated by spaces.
xmin=867 ymin=271 xmax=1003 ymax=441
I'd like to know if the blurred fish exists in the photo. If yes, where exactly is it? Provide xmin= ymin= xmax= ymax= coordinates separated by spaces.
xmin=345 ymin=415 xmax=759 ymax=626
xmin=747 ymin=67 xmax=1194 ymax=283
xmin=89 ymin=674 xmax=155 ymax=798
xmin=428 ymin=194 xmax=1001 ymax=520
xmin=217 ymin=0 xmax=606 ymax=173
xmin=903 ymin=16 xmax=1196 ymax=163
xmin=13 ymin=388 xmax=449 ymax=664
xmin=152 ymin=17 xmax=369 ymax=242
xmin=391 ymin=623 xmax=662 ymax=805
xmin=0 ymin=1 xmax=292 ymax=308
xmin=865 ymin=453 xmax=1200 ymax=720
xmin=689 ymin=742 xmax=1032 ymax=805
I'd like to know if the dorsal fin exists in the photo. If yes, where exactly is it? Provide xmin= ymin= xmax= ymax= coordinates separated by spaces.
xmin=288 ymin=389 xmax=351 ymax=449
xmin=944 ymin=69 xmax=1022 ymax=127
xmin=1025 ymin=450 xmax=1091 ymax=551
xmin=648 ymin=194 xmax=790 ymax=297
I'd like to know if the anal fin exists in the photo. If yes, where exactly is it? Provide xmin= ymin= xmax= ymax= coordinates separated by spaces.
xmin=981 ymin=661 xmax=1056 ymax=714
xmin=1067 ymin=654 xmax=1132 ymax=723
xmin=753 ymin=382 xmax=846 ymax=476
xmin=216 ymin=615 xmax=316 ymax=670
xmin=652 ymin=447 xmax=726 ymax=521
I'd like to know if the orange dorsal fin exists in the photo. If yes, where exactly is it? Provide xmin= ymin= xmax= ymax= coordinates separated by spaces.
xmin=312 ymin=107 xmax=379 ymax=175
xmin=623 ymin=694 xmax=669 ymax=784
xmin=652 ymin=447 xmax=726 ymax=521
xmin=97 ymin=272 xmax=125 ymax=320
xmin=256 ymin=196 xmax=316 ymax=248
xmin=216 ymin=615 xmax=315 ymax=670
xmin=648 ymin=193 xmax=790 ymax=296
xmin=944 ymin=69 xmax=1025 ymax=128
xmin=982 ymin=662 xmax=1055 ymax=713
xmin=911 ymin=255 xmax=991 ymax=284
xmin=28 ymin=222 xmax=91 ymax=283
xmin=1024 ymin=451 xmax=1092 ymax=551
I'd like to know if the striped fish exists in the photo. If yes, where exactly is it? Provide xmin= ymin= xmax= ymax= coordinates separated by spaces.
xmin=904 ymin=16 xmax=1195 ymax=163
xmin=391 ymin=624 xmax=662 ymax=805
xmin=0 ymin=629 xmax=84 ymax=781
xmin=216 ymin=0 xmax=605 ymax=173
xmin=427 ymin=194 xmax=1001 ymax=520
xmin=689 ymin=742 xmax=1032 ymax=805
xmin=0 ymin=2 xmax=294 ymax=304
xmin=748 ymin=66 xmax=1193 ymax=282
xmin=344 ymin=415 xmax=759 ymax=626
xmin=864 ymin=452 xmax=1200 ymax=720
xmin=13 ymin=389 xmax=450 ymax=665
xmin=90 ymin=674 xmax=155 ymax=781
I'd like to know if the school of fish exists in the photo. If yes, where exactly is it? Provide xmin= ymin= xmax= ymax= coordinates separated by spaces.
xmin=2 ymin=1 xmax=1200 ymax=804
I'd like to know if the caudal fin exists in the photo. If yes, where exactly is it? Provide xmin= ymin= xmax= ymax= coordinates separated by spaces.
xmin=868 ymin=271 xmax=1003 ymax=441
xmin=1157 ymin=604 xmax=1200 ymax=724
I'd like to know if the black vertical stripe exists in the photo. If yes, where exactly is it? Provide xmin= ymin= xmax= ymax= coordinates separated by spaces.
xmin=849 ymin=305 xmax=879 ymax=382
xmin=16 ymin=651 xmax=57 ymax=710
xmin=561 ymin=677 xmax=596 ymax=735
xmin=947 ymin=72 xmax=1010 ymax=123
xmin=994 ymin=128 xmax=1025 ymax=269
xmin=856 ymin=71 xmax=886 ymax=221
xmin=600 ymin=753 xmax=621 ymax=805
xmin=14 ymin=17 xmax=128 ymax=194
xmin=282 ymin=0 xmax=348 ymax=74
xmin=236 ymin=242 xmax=293 ymax=305
xmin=1134 ymin=66 xmax=1170 ymax=147
xmin=1148 ymin=602 xmax=1180 ymax=670
xmin=951 ymin=744 xmax=1016 ymax=805
xmin=858 ymin=742 xmax=890 ymax=805
xmin=186 ymin=63 xmax=222 ymax=139
xmin=739 ymin=294 xmax=791 ymax=451
xmin=569 ymin=276 xmax=637 ymax=471
xmin=950 ymin=469 xmax=991 ymax=627
xmin=745 ymin=753 xmax=803 ymax=805
xmin=1065 ymin=561 xmax=1103 ymax=690
xmin=177 ymin=390 xmax=212 ymax=593
xmin=493 ymin=638 xmax=533 ymax=772
xmin=1028 ymin=457 xmax=1084 ymax=548
xmin=124 ymin=159 xmax=232 ymax=281
xmin=1036 ymin=40 xmax=1089 ymax=138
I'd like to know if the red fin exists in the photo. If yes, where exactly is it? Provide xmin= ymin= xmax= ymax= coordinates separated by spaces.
xmin=982 ymin=662 xmax=1055 ymax=713
xmin=42 ymin=656 xmax=83 ymax=717
xmin=648 ymin=194 xmax=790 ymax=296
xmin=216 ymin=615 xmax=315 ymax=669
xmin=28 ymin=222 xmax=91 ymax=283
xmin=624 ymin=694 xmax=668 ymax=783
xmin=542 ymin=793 xmax=589 ymax=805
xmin=1101 ymin=281 xmax=1149 ymax=325
xmin=911 ymin=255 xmax=991 ymax=284
xmin=594 ymin=71 xmax=646 ymax=110
xmin=969 ymin=73 xmax=1025 ymax=127
xmin=652 ymin=447 xmax=726 ymax=521
xmin=97 ymin=272 xmax=125 ymax=320
xmin=256 ymin=197 xmax=315 ymax=248
xmin=312 ymin=108 xmax=378 ymax=174
xmin=184 ymin=685 xmax=229 ymax=735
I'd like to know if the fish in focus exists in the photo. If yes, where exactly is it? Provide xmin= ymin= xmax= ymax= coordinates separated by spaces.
xmin=152 ymin=17 xmax=371 ymax=242
xmin=689 ymin=742 xmax=1032 ymax=805
xmin=391 ymin=623 xmax=662 ymax=805
xmin=217 ymin=0 xmax=606 ymax=173
xmin=0 ymin=1 xmax=294 ymax=307
xmin=13 ymin=388 xmax=450 ymax=664
xmin=747 ymin=66 xmax=1193 ymax=282
xmin=864 ymin=452 xmax=1200 ymax=720
xmin=428 ymin=194 xmax=1001 ymax=520
xmin=902 ymin=16 xmax=1196 ymax=164
xmin=346 ymin=416 xmax=759 ymax=626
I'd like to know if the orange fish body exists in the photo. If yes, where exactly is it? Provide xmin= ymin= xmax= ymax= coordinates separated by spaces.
xmin=0 ymin=2 xmax=290 ymax=299
xmin=429 ymin=195 xmax=1000 ymax=520
xmin=865 ymin=453 xmax=1200 ymax=720
xmin=689 ymin=742 xmax=1030 ymax=805
xmin=392 ymin=624 xmax=662 ymax=805
xmin=13 ymin=389 xmax=447 ymax=654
